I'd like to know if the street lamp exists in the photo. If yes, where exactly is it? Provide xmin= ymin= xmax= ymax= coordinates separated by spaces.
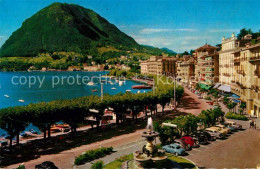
xmin=174 ymin=72 xmax=178 ymax=109
xmin=101 ymin=83 xmax=103 ymax=101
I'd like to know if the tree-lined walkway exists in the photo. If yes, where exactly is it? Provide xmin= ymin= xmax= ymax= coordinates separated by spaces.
xmin=177 ymin=88 xmax=212 ymax=116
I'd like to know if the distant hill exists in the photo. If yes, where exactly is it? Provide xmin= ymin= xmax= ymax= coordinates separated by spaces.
xmin=0 ymin=2 xmax=139 ymax=57
xmin=160 ymin=47 xmax=177 ymax=54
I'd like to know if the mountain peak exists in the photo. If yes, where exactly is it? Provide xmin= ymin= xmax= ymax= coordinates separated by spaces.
xmin=0 ymin=3 xmax=138 ymax=57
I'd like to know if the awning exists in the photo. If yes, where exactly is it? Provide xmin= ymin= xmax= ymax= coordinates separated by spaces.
xmin=199 ymin=83 xmax=211 ymax=90
xmin=231 ymin=94 xmax=240 ymax=99
xmin=233 ymin=99 xmax=240 ymax=103
xmin=218 ymin=84 xmax=231 ymax=92
xmin=213 ymin=83 xmax=221 ymax=89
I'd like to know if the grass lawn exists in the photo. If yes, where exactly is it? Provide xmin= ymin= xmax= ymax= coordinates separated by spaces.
xmin=104 ymin=153 xmax=196 ymax=169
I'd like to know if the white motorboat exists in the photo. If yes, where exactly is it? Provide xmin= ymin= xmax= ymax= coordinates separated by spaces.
xmin=137 ymin=90 xmax=140 ymax=93
xmin=4 ymin=95 xmax=9 ymax=98
xmin=87 ymin=81 xmax=95 ymax=86
xmin=18 ymin=99 xmax=25 ymax=102
xmin=126 ymin=90 xmax=131 ymax=92
xmin=119 ymin=81 xmax=125 ymax=86
xmin=111 ymin=87 xmax=116 ymax=90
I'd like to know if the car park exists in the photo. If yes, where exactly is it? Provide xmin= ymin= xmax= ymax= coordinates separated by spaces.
xmin=162 ymin=143 xmax=186 ymax=156
xmin=174 ymin=139 xmax=189 ymax=150
xmin=205 ymin=127 xmax=224 ymax=139
xmin=225 ymin=121 xmax=242 ymax=130
xmin=191 ymin=132 xmax=209 ymax=144
xmin=215 ymin=124 xmax=231 ymax=134
xmin=181 ymin=136 xmax=199 ymax=148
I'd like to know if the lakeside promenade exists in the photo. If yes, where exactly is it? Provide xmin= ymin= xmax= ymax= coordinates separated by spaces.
xmin=5 ymin=86 xmax=212 ymax=169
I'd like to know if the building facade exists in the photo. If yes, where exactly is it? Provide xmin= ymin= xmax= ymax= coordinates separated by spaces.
xmin=176 ymin=55 xmax=195 ymax=86
xmin=195 ymin=44 xmax=219 ymax=86
xmin=232 ymin=42 xmax=260 ymax=117
xmin=140 ymin=56 xmax=177 ymax=76
xmin=219 ymin=33 xmax=252 ymax=89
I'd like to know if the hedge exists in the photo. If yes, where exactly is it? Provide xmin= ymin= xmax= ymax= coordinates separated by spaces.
xmin=226 ymin=112 xmax=248 ymax=121
xmin=74 ymin=147 xmax=113 ymax=165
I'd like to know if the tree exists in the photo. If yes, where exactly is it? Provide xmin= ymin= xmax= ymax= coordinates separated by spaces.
xmin=239 ymin=102 xmax=246 ymax=115
xmin=237 ymin=28 xmax=253 ymax=39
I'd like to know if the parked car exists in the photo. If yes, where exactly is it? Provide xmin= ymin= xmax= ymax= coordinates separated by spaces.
xmin=225 ymin=121 xmax=242 ymax=130
xmin=181 ymin=136 xmax=199 ymax=148
xmin=197 ymin=130 xmax=216 ymax=141
xmin=174 ymin=139 xmax=189 ymax=150
xmin=214 ymin=124 xmax=231 ymax=134
xmin=214 ymin=124 xmax=231 ymax=135
xmin=162 ymin=143 xmax=186 ymax=156
xmin=191 ymin=132 xmax=208 ymax=144
xmin=35 ymin=161 xmax=58 ymax=169
xmin=205 ymin=127 xmax=224 ymax=139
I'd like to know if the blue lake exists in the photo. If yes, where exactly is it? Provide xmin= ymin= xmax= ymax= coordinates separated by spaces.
xmin=0 ymin=71 xmax=151 ymax=136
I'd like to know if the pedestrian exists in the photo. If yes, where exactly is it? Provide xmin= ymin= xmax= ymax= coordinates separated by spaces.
xmin=254 ymin=121 xmax=256 ymax=129
xmin=249 ymin=119 xmax=253 ymax=128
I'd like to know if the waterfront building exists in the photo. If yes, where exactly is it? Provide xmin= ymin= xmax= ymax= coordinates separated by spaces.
xmin=232 ymin=42 xmax=260 ymax=117
xmin=140 ymin=56 xmax=177 ymax=76
xmin=218 ymin=33 xmax=251 ymax=92
xmin=195 ymin=44 xmax=219 ymax=87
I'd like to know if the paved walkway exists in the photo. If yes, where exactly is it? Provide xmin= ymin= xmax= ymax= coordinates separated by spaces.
xmin=6 ymin=130 xmax=146 ymax=169
xmin=177 ymin=88 xmax=212 ymax=116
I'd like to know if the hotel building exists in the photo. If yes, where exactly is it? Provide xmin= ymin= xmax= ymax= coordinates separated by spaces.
xmin=195 ymin=44 xmax=219 ymax=86
xmin=140 ymin=56 xmax=177 ymax=76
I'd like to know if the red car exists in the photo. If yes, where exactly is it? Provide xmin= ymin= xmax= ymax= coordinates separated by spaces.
xmin=181 ymin=136 xmax=199 ymax=149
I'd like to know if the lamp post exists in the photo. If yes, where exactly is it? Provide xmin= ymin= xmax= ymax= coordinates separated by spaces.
xmin=174 ymin=72 xmax=177 ymax=109
xmin=101 ymin=83 xmax=103 ymax=101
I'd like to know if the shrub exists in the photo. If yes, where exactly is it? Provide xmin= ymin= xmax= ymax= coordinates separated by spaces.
xmin=74 ymin=147 xmax=113 ymax=165
xmin=74 ymin=154 xmax=87 ymax=165
xmin=90 ymin=161 xmax=103 ymax=169
xmin=226 ymin=112 xmax=248 ymax=121
xmin=205 ymin=96 xmax=211 ymax=100
xmin=16 ymin=165 xmax=25 ymax=169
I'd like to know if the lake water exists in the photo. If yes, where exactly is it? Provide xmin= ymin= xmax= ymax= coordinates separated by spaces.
xmin=0 ymin=71 xmax=151 ymax=136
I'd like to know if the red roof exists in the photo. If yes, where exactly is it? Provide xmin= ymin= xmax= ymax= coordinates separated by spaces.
xmin=196 ymin=44 xmax=217 ymax=51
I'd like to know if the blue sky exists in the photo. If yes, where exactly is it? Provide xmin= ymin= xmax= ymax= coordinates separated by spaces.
xmin=0 ymin=0 xmax=259 ymax=53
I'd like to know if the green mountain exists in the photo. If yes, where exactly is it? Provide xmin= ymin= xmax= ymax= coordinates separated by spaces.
xmin=0 ymin=2 xmax=139 ymax=57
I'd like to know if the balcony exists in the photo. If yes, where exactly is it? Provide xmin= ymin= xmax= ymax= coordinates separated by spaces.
xmin=236 ymin=81 xmax=246 ymax=89
xmin=251 ymin=85 xmax=259 ymax=92
xmin=249 ymin=55 xmax=260 ymax=62
xmin=236 ymin=70 xmax=246 ymax=76
xmin=223 ymin=73 xmax=230 ymax=77
xmin=255 ymin=70 xmax=260 ymax=77
xmin=233 ymin=58 xmax=240 ymax=63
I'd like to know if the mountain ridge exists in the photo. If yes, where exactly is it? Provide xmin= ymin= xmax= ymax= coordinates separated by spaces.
xmin=0 ymin=2 xmax=139 ymax=57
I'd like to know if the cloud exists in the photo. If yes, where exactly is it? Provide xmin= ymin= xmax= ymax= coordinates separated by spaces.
xmin=209 ymin=29 xmax=239 ymax=33
xmin=140 ymin=28 xmax=197 ymax=34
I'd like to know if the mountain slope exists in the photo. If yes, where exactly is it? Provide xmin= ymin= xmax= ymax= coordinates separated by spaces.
xmin=0 ymin=2 xmax=139 ymax=57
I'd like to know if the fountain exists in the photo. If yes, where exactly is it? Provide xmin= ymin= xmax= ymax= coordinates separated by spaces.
xmin=127 ymin=117 xmax=173 ymax=169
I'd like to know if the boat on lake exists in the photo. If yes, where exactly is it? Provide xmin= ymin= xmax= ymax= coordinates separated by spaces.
xmin=18 ymin=99 xmax=25 ymax=102
xmin=91 ymin=89 xmax=98 ymax=92
xmin=132 ymin=85 xmax=152 ymax=89
xmin=4 ymin=95 xmax=9 ymax=98
xmin=87 ymin=81 xmax=95 ymax=86
xmin=126 ymin=89 xmax=131 ymax=92
xmin=111 ymin=87 xmax=116 ymax=90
